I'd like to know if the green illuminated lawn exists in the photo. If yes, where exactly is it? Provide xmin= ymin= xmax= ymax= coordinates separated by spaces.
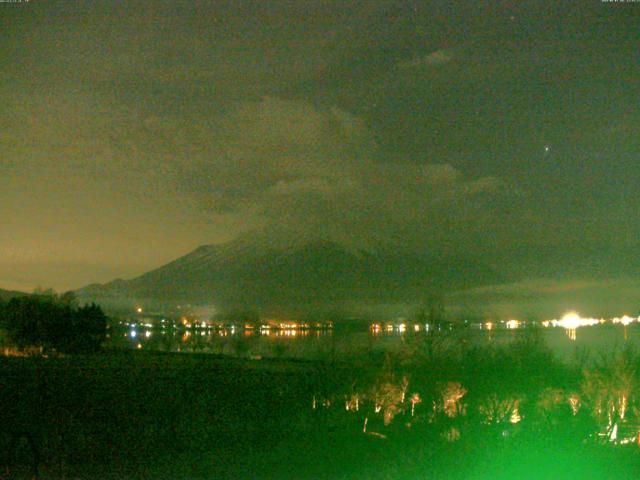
xmin=2 ymin=337 xmax=640 ymax=479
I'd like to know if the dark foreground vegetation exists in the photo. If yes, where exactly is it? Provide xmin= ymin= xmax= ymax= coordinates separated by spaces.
xmin=2 ymin=327 xmax=640 ymax=479
xmin=0 ymin=291 xmax=106 ymax=354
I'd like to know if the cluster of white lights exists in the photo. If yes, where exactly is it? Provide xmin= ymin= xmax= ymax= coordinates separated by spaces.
xmin=612 ymin=315 xmax=637 ymax=326
xmin=480 ymin=312 xmax=638 ymax=331
xmin=546 ymin=312 xmax=602 ymax=330
xmin=505 ymin=319 xmax=520 ymax=330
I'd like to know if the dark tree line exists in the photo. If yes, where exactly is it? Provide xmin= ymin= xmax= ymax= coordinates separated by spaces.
xmin=0 ymin=291 xmax=107 ymax=353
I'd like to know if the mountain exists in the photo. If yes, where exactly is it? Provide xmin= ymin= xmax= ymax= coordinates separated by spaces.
xmin=77 ymin=236 xmax=504 ymax=314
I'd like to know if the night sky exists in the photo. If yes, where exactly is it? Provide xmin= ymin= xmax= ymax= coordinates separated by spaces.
xmin=2 ymin=1 xmax=639 ymax=315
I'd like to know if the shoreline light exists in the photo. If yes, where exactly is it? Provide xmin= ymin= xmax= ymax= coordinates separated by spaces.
xmin=551 ymin=312 xmax=600 ymax=330
xmin=505 ymin=319 xmax=520 ymax=330
xmin=612 ymin=315 xmax=637 ymax=326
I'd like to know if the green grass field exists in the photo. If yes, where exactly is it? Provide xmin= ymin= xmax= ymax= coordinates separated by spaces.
xmin=2 ymin=344 xmax=640 ymax=479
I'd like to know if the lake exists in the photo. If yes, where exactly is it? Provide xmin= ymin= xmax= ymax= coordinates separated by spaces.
xmin=108 ymin=320 xmax=640 ymax=364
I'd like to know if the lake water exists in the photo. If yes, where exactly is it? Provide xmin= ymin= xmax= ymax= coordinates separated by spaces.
xmin=108 ymin=322 xmax=640 ymax=363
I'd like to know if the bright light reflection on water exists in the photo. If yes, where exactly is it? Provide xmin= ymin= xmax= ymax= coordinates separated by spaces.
xmin=110 ymin=319 xmax=640 ymax=363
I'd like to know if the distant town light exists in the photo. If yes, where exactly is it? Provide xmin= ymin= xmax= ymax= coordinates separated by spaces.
xmin=552 ymin=312 xmax=600 ymax=331
xmin=505 ymin=319 xmax=520 ymax=329
xmin=558 ymin=312 xmax=581 ymax=330
xmin=612 ymin=315 xmax=635 ymax=326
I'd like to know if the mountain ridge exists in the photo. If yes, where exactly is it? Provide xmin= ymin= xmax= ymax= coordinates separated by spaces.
xmin=77 ymin=236 xmax=505 ymax=314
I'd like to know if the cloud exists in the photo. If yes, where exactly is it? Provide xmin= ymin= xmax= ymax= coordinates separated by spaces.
xmin=0 ymin=80 xmax=510 ymax=288
xmin=398 ymin=49 xmax=453 ymax=69
xmin=450 ymin=278 xmax=640 ymax=319
xmin=183 ymin=96 xmax=507 ymax=250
